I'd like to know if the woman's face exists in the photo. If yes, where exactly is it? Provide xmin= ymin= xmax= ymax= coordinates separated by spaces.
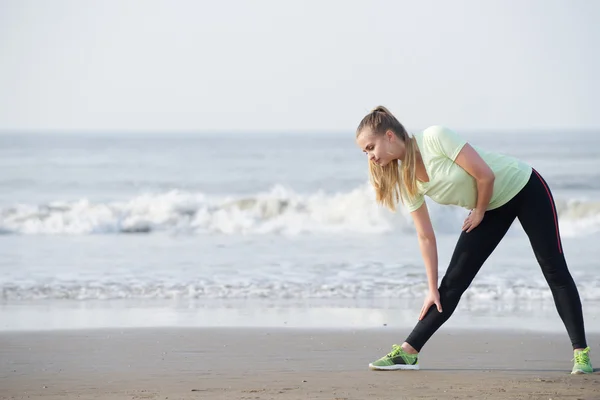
xmin=356 ymin=129 xmax=405 ymax=166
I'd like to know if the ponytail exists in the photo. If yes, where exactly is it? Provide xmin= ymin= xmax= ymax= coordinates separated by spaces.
xmin=356 ymin=106 xmax=418 ymax=211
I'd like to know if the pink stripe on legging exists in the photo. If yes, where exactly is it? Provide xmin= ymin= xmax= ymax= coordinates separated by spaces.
xmin=533 ymin=169 xmax=563 ymax=254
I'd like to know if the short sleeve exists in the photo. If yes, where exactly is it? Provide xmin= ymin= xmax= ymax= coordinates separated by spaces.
xmin=401 ymin=187 xmax=425 ymax=213
xmin=423 ymin=125 xmax=467 ymax=161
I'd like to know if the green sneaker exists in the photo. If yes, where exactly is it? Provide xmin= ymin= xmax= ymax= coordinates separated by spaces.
xmin=571 ymin=347 xmax=593 ymax=374
xmin=368 ymin=344 xmax=419 ymax=371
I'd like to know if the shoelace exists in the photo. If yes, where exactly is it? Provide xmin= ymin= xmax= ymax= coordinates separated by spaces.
xmin=573 ymin=348 xmax=590 ymax=364
xmin=386 ymin=344 xmax=403 ymax=358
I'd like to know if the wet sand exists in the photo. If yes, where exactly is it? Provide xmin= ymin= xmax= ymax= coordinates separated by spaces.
xmin=1 ymin=327 xmax=599 ymax=399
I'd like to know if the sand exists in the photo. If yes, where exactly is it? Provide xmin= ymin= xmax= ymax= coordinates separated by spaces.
xmin=1 ymin=327 xmax=599 ymax=400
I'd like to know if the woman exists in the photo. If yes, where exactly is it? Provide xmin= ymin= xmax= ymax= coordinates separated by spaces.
xmin=355 ymin=106 xmax=592 ymax=374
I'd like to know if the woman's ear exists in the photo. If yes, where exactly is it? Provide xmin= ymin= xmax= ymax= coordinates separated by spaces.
xmin=386 ymin=130 xmax=395 ymax=142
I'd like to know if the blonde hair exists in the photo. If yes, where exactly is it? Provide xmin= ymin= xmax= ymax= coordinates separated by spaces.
xmin=356 ymin=106 xmax=418 ymax=211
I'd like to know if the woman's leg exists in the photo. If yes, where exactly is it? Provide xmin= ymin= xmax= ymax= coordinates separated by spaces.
xmin=516 ymin=169 xmax=587 ymax=350
xmin=404 ymin=201 xmax=519 ymax=352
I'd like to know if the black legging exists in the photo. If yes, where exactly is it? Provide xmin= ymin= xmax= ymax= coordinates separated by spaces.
xmin=406 ymin=169 xmax=588 ymax=351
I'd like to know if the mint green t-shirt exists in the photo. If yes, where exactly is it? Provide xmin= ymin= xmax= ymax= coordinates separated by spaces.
xmin=402 ymin=125 xmax=532 ymax=213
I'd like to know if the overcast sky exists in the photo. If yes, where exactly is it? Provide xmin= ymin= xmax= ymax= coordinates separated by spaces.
xmin=0 ymin=0 xmax=598 ymax=133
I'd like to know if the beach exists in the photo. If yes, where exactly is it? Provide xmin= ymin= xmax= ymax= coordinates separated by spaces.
xmin=1 ymin=132 xmax=600 ymax=399
xmin=1 ymin=327 xmax=599 ymax=400
xmin=2 ymin=2 xmax=600 ymax=398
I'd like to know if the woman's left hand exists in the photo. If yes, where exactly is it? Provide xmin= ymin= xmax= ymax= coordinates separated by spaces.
xmin=462 ymin=209 xmax=484 ymax=233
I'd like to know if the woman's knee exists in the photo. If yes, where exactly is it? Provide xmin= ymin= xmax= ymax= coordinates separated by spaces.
xmin=439 ymin=273 xmax=471 ymax=297
xmin=538 ymin=257 xmax=573 ymax=286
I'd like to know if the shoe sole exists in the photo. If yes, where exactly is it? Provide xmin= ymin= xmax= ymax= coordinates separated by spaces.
xmin=571 ymin=369 xmax=593 ymax=375
xmin=368 ymin=363 xmax=419 ymax=371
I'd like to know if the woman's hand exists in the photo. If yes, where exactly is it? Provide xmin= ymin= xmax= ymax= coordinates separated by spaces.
xmin=462 ymin=209 xmax=484 ymax=233
xmin=419 ymin=289 xmax=442 ymax=320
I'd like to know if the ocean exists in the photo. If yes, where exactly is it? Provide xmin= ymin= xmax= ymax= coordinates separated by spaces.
xmin=1 ymin=129 xmax=599 ymax=333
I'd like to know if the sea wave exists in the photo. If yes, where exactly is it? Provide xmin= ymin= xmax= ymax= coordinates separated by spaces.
xmin=2 ymin=278 xmax=599 ymax=302
xmin=1 ymin=185 xmax=599 ymax=237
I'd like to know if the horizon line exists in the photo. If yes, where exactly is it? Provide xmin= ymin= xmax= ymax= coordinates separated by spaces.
xmin=0 ymin=126 xmax=598 ymax=136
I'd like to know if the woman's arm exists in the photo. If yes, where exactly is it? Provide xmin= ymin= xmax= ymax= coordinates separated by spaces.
xmin=411 ymin=201 xmax=443 ymax=319
xmin=411 ymin=202 xmax=438 ymax=291
xmin=454 ymin=144 xmax=495 ymax=232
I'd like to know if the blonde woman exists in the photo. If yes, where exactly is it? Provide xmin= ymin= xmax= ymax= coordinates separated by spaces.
xmin=356 ymin=106 xmax=592 ymax=374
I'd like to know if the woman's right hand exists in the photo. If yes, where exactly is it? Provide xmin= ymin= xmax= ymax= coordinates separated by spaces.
xmin=419 ymin=289 xmax=442 ymax=320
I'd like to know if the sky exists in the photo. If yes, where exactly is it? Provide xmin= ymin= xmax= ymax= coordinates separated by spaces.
xmin=0 ymin=0 xmax=599 ymax=133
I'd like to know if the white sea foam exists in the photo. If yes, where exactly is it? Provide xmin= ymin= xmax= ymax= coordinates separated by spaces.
xmin=2 ymin=277 xmax=599 ymax=302
xmin=1 ymin=185 xmax=599 ymax=237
